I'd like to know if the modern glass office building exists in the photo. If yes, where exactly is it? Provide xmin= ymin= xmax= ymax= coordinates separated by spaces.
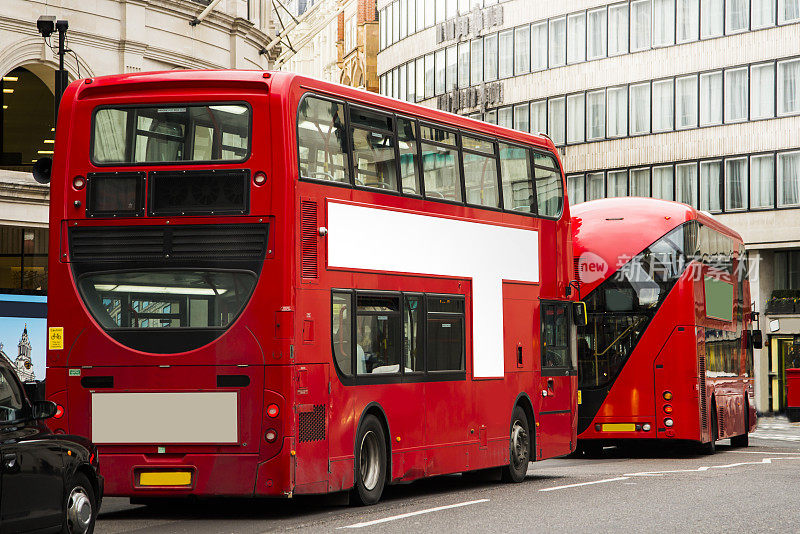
xmin=377 ymin=0 xmax=800 ymax=413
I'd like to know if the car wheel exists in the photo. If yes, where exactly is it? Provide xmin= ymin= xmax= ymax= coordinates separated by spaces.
xmin=352 ymin=415 xmax=387 ymax=506
xmin=501 ymin=406 xmax=530 ymax=483
xmin=700 ymin=403 xmax=718 ymax=455
xmin=62 ymin=473 xmax=96 ymax=534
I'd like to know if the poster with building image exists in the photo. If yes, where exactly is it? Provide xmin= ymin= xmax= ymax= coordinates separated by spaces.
xmin=0 ymin=294 xmax=47 ymax=382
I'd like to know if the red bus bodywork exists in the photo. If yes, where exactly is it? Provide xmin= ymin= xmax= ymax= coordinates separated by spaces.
xmin=573 ymin=198 xmax=756 ymax=450
xmin=45 ymin=70 xmax=576 ymax=498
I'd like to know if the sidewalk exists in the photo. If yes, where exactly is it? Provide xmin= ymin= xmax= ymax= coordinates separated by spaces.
xmin=751 ymin=414 xmax=800 ymax=443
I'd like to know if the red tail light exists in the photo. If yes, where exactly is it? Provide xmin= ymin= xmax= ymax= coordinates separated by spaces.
xmin=54 ymin=404 xmax=64 ymax=419
xmin=267 ymin=404 xmax=279 ymax=418
xmin=663 ymin=405 xmax=673 ymax=414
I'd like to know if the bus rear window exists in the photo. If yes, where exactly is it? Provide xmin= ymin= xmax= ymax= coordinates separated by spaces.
xmin=92 ymin=104 xmax=250 ymax=164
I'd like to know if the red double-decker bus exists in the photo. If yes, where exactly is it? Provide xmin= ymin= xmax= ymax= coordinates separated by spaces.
xmin=573 ymin=198 xmax=757 ymax=455
xmin=43 ymin=70 xmax=577 ymax=503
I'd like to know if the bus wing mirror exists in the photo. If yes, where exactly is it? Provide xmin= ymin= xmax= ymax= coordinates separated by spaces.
xmin=573 ymin=301 xmax=588 ymax=327
xmin=751 ymin=330 xmax=763 ymax=350
xmin=32 ymin=157 xmax=52 ymax=184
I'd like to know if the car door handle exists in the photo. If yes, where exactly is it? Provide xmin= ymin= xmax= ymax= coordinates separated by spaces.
xmin=3 ymin=453 xmax=18 ymax=472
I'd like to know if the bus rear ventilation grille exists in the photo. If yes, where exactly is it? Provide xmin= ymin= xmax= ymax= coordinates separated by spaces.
xmin=298 ymin=404 xmax=326 ymax=443
xmin=69 ymin=224 xmax=267 ymax=262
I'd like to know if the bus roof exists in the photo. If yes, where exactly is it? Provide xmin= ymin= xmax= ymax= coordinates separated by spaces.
xmin=69 ymin=69 xmax=559 ymax=155
xmin=571 ymin=198 xmax=743 ymax=295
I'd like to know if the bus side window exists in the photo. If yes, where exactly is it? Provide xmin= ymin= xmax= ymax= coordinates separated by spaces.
xmin=298 ymin=96 xmax=350 ymax=183
xmin=332 ymin=291 xmax=353 ymax=376
xmin=499 ymin=143 xmax=534 ymax=213
xmin=532 ymin=153 xmax=564 ymax=218
xmin=541 ymin=302 xmax=571 ymax=369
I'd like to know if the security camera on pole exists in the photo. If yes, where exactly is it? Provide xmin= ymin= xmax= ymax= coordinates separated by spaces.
xmin=36 ymin=15 xmax=69 ymax=127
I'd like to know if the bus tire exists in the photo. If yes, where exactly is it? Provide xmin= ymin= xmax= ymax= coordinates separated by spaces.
xmin=700 ymin=402 xmax=718 ymax=455
xmin=501 ymin=406 xmax=530 ymax=483
xmin=730 ymin=401 xmax=750 ymax=447
xmin=352 ymin=414 xmax=387 ymax=506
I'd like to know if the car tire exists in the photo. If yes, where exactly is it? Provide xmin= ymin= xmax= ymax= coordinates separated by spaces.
xmin=700 ymin=403 xmax=718 ymax=455
xmin=352 ymin=415 xmax=387 ymax=506
xmin=62 ymin=472 xmax=96 ymax=534
xmin=501 ymin=406 xmax=530 ymax=483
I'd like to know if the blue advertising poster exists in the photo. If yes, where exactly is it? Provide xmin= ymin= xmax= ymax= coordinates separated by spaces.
xmin=0 ymin=294 xmax=47 ymax=382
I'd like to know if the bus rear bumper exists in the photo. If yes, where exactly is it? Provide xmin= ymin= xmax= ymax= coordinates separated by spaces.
xmin=101 ymin=445 xmax=292 ymax=497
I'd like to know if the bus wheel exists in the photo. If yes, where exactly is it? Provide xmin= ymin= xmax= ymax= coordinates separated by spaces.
xmin=730 ymin=402 xmax=749 ymax=447
xmin=700 ymin=404 xmax=718 ymax=455
xmin=502 ymin=406 xmax=530 ymax=483
xmin=353 ymin=415 xmax=387 ymax=506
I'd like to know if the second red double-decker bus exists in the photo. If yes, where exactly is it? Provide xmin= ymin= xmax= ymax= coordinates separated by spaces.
xmin=43 ymin=70 xmax=577 ymax=504
xmin=572 ymin=198 xmax=757 ymax=455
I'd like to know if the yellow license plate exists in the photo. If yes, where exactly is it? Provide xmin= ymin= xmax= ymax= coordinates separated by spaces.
xmin=139 ymin=471 xmax=192 ymax=486
xmin=601 ymin=423 xmax=636 ymax=432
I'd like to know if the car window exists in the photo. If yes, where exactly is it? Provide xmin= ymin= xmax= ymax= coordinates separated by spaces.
xmin=0 ymin=367 xmax=26 ymax=422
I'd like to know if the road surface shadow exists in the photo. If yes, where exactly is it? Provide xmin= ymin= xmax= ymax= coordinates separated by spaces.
xmin=567 ymin=439 xmax=740 ymax=460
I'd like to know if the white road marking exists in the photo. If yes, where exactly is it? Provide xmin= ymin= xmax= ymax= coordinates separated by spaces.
xmin=624 ymin=456 xmax=800 ymax=477
xmin=338 ymin=499 xmax=490 ymax=529
xmin=539 ymin=477 xmax=629 ymax=492
xmin=725 ymin=450 xmax=800 ymax=455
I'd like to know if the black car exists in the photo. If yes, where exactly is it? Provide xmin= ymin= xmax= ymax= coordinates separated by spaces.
xmin=0 ymin=359 xmax=103 ymax=533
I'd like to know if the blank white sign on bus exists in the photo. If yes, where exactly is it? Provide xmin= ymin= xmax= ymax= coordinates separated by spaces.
xmin=326 ymin=201 xmax=540 ymax=378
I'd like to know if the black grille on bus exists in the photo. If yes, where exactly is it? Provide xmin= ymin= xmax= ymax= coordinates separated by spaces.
xmin=69 ymin=224 xmax=268 ymax=262
xmin=298 ymin=404 xmax=326 ymax=443
xmin=699 ymin=355 xmax=708 ymax=430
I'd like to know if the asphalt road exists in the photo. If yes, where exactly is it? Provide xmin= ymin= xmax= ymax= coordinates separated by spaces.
xmin=95 ymin=419 xmax=800 ymax=533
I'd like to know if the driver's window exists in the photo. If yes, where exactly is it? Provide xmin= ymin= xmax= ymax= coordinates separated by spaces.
xmin=541 ymin=302 xmax=572 ymax=370
xmin=297 ymin=96 xmax=350 ymax=183
xmin=0 ymin=368 xmax=25 ymax=423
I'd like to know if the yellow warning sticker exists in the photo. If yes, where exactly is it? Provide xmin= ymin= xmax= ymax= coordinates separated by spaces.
xmin=48 ymin=327 xmax=64 ymax=350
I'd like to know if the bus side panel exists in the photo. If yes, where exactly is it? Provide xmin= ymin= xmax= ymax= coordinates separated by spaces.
xmin=293 ymin=363 xmax=330 ymax=494
xmin=654 ymin=326 xmax=702 ymax=441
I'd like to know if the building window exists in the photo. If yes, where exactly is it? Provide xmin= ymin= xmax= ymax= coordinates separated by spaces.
xmin=676 ymin=74 xmax=699 ymax=129
xmin=652 ymin=79 xmax=675 ymax=132
xmin=700 ymin=160 xmax=723 ymax=212
xmin=531 ymin=100 xmax=547 ymax=133
xmin=725 ymin=67 xmax=749 ymax=122
xmin=416 ymin=0 xmax=425 ymax=31
xmin=458 ymin=0 xmax=469 ymax=15
xmin=484 ymin=109 xmax=497 ymax=124
xmin=677 ymin=162 xmax=698 ymax=206
xmin=435 ymin=49 xmax=446 ymax=95
xmin=587 ymin=7 xmax=608 ymax=59
xmin=399 ymin=66 xmax=407 ymax=101
xmin=752 ymin=0 xmax=777 ymax=27
xmin=653 ymin=0 xmax=676 ymax=46
xmin=587 ymin=89 xmax=606 ymax=140
xmin=379 ymin=9 xmax=386 ymax=50
xmin=630 ymin=82 xmax=651 ymax=135
xmin=751 ymin=62 xmax=775 ymax=119
xmin=568 ymin=174 xmax=586 ymax=204
xmin=498 ymin=106 xmax=513 ymax=128
xmin=567 ymin=12 xmax=586 ymax=64
xmin=607 ymin=170 xmax=628 ymax=197
xmin=380 ymin=75 xmax=386 ymax=96
xmin=445 ymin=45 xmax=457 ymax=92
xmin=548 ymin=96 xmax=566 ymax=145
xmin=778 ymin=58 xmax=800 ymax=115
xmin=499 ymin=29 xmax=514 ymax=79
xmin=400 ymin=0 xmax=407 ymax=39
xmin=725 ymin=157 xmax=748 ymax=211
xmin=700 ymin=71 xmax=723 ymax=125
xmin=0 ymin=226 xmax=48 ymax=293
xmin=392 ymin=1 xmax=400 ymax=43
xmin=514 ymin=103 xmax=530 ymax=132
xmin=485 ymin=33 xmax=498 ymax=81
xmin=471 ymin=38 xmax=483 ymax=86
xmin=750 ymin=154 xmax=775 ymax=209
xmin=425 ymin=0 xmax=435 ymax=27
xmin=458 ymin=43 xmax=470 ymax=89
xmin=587 ymin=172 xmax=605 ymax=200
xmin=606 ymin=86 xmax=628 ymax=138
xmin=408 ymin=0 xmax=416 ymax=34
xmin=609 ymin=2 xmax=630 ymax=56
xmin=701 ymin=0 xmax=724 ymax=37
xmin=416 ymin=58 xmax=425 ymax=102
xmin=774 ymin=250 xmax=800 ymax=290
xmin=677 ymin=0 xmax=700 ymax=42
xmin=393 ymin=67 xmax=400 ymax=98
xmin=653 ymin=165 xmax=675 ymax=200
xmin=515 ymin=25 xmax=531 ymax=75
xmin=630 ymin=167 xmax=651 ymax=196
xmin=567 ymin=93 xmax=586 ymax=144
xmin=630 ymin=0 xmax=652 ymax=51
xmin=531 ymin=21 xmax=548 ymax=71
xmin=407 ymin=62 xmax=416 ymax=102
xmin=727 ymin=0 xmax=750 ymax=32
xmin=436 ymin=0 xmax=446 ymax=23
xmin=424 ymin=53 xmax=434 ymax=99
xmin=779 ymin=0 xmax=800 ymax=23
xmin=777 ymin=150 xmax=800 ymax=207
xmin=549 ymin=17 xmax=567 ymax=67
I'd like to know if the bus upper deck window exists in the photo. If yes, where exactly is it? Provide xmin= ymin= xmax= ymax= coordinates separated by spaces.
xmin=92 ymin=104 xmax=250 ymax=165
